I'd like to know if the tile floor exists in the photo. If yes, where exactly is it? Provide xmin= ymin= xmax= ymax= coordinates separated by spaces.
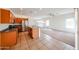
xmin=1 ymin=28 xmax=75 ymax=50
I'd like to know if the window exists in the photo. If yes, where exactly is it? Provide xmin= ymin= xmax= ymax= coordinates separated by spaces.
xmin=46 ymin=20 xmax=49 ymax=26
xmin=66 ymin=18 xmax=75 ymax=29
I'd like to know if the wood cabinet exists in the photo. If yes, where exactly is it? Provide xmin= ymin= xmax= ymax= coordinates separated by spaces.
xmin=28 ymin=27 xmax=39 ymax=39
xmin=0 ymin=32 xmax=1 ymax=49
xmin=0 ymin=28 xmax=18 ymax=48
xmin=32 ymin=27 xmax=39 ymax=39
xmin=14 ymin=18 xmax=23 ymax=32
xmin=14 ymin=18 xmax=28 ymax=32
xmin=0 ymin=8 xmax=15 ymax=23
xmin=14 ymin=18 xmax=22 ymax=23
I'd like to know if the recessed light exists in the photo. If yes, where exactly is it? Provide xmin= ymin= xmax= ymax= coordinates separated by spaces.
xmin=39 ymin=8 xmax=42 ymax=10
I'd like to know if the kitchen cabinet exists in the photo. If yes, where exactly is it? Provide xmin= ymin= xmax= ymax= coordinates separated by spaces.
xmin=32 ymin=27 xmax=39 ymax=39
xmin=28 ymin=27 xmax=39 ymax=39
xmin=1 ymin=28 xmax=18 ymax=48
xmin=0 ymin=8 xmax=15 ymax=23
xmin=14 ymin=18 xmax=22 ymax=23
xmin=14 ymin=18 xmax=23 ymax=32
xmin=14 ymin=18 xmax=28 ymax=32
xmin=0 ymin=32 xmax=1 ymax=49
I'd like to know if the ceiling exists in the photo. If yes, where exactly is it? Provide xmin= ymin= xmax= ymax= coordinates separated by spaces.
xmin=9 ymin=8 xmax=74 ymax=19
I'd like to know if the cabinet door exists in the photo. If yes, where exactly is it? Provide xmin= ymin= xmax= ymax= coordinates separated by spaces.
xmin=1 ymin=31 xmax=17 ymax=47
xmin=32 ymin=28 xmax=39 ymax=39
xmin=15 ymin=18 xmax=22 ymax=23
xmin=0 ymin=32 xmax=1 ymax=49
xmin=0 ymin=9 xmax=10 ymax=23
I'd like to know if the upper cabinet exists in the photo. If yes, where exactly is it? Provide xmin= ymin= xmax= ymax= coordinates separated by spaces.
xmin=0 ymin=8 xmax=28 ymax=24
xmin=14 ymin=18 xmax=23 ymax=24
xmin=0 ymin=8 xmax=15 ymax=24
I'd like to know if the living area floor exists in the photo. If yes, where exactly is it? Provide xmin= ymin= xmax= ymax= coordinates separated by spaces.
xmin=7 ymin=28 xmax=75 ymax=50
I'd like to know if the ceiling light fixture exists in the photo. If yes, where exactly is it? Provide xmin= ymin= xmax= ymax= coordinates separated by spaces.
xmin=39 ymin=8 xmax=42 ymax=10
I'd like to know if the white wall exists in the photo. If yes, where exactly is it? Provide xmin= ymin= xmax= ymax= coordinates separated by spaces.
xmin=28 ymin=19 xmax=36 ymax=27
xmin=49 ymin=13 xmax=75 ymax=33
xmin=28 ymin=17 xmax=51 ymax=27
xmin=28 ymin=13 xmax=75 ymax=33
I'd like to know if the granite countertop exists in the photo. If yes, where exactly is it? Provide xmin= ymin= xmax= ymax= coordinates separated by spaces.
xmin=0 ymin=28 xmax=18 ymax=32
xmin=0 ymin=28 xmax=8 ymax=32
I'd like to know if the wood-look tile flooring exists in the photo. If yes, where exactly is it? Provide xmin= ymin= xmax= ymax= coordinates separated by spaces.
xmin=41 ymin=28 xmax=75 ymax=47
xmin=8 ymin=28 xmax=75 ymax=50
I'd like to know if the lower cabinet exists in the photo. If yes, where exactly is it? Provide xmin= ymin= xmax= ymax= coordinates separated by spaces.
xmin=28 ymin=27 xmax=39 ymax=39
xmin=32 ymin=27 xmax=39 ymax=39
xmin=1 ymin=28 xmax=18 ymax=48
